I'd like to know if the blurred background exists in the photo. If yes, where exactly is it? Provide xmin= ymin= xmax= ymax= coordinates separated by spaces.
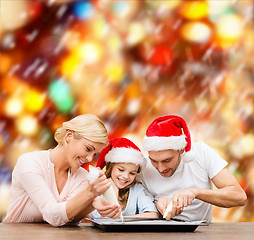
xmin=0 ymin=0 xmax=254 ymax=222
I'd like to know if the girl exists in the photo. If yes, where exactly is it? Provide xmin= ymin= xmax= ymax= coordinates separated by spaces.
xmin=91 ymin=137 xmax=158 ymax=218
xmin=3 ymin=114 xmax=121 ymax=226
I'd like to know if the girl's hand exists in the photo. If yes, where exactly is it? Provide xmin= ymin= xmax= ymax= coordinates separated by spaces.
xmin=93 ymin=197 xmax=121 ymax=219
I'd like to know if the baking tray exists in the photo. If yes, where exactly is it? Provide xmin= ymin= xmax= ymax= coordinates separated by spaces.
xmin=86 ymin=218 xmax=208 ymax=232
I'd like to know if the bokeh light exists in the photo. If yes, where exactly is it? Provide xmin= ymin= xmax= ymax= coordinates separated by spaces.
xmin=0 ymin=0 xmax=30 ymax=32
xmin=24 ymin=89 xmax=46 ymax=113
xmin=215 ymin=14 xmax=243 ymax=49
xmin=72 ymin=1 xmax=95 ymax=20
xmin=16 ymin=115 xmax=39 ymax=137
xmin=181 ymin=21 xmax=212 ymax=43
xmin=179 ymin=1 xmax=209 ymax=20
xmin=73 ymin=41 xmax=104 ymax=64
xmin=49 ymin=79 xmax=74 ymax=113
xmin=4 ymin=96 xmax=24 ymax=117
xmin=105 ymin=62 xmax=125 ymax=83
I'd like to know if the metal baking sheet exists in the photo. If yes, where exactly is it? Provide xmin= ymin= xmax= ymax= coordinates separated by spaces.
xmin=86 ymin=218 xmax=208 ymax=232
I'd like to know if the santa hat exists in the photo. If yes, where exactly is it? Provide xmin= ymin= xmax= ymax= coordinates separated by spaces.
xmin=143 ymin=115 xmax=195 ymax=161
xmin=96 ymin=138 xmax=146 ymax=169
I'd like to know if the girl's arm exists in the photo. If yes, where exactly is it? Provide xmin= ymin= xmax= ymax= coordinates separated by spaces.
xmin=133 ymin=184 xmax=160 ymax=218
xmin=127 ymin=212 xmax=159 ymax=218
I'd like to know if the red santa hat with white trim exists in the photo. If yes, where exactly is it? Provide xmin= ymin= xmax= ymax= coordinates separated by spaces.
xmin=96 ymin=137 xmax=146 ymax=169
xmin=143 ymin=115 xmax=195 ymax=162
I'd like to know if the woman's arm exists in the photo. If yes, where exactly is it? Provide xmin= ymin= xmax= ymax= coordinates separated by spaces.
xmin=66 ymin=171 xmax=112 ymax=220
xmin=20 ymin=169 xmax=111 ymax=226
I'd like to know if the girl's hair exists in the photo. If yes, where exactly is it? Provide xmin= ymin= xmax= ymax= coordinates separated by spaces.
xmin=105 ymin=162 xmax=140 ymax=208
xmin=54 ymin=114 xmax=108 ymax=145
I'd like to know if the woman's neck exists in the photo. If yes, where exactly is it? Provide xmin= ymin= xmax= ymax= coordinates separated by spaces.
xmin=50 ymin=145 xmax=70 ymax=174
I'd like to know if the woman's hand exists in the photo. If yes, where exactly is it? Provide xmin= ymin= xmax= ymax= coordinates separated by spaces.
xmin=88 ymin=170 xmax=111 ymax=198
xmin=93 ymin=197 xmax=121 ymax=219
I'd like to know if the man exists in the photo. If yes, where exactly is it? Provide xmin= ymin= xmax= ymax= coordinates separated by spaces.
xmin=139 ymin=115 xmax=247 ymax=222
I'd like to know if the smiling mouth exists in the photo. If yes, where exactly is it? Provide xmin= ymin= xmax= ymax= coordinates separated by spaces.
xmin=118 ymin=178 xmax=128 ymax=185
xmin=78 ymin=157 xmax=85 ymax=165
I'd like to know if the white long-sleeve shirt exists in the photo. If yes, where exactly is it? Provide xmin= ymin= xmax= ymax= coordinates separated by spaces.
xmin=3 ymin=150 xmax=88 ymax=226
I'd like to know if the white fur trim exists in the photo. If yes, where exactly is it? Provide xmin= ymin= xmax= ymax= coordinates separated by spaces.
xmin=105 ymin=147 xmax=146 ymax=168
xmin=143 ymin=134 xmax=187 ymax=151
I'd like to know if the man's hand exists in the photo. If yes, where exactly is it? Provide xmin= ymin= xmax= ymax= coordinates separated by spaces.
xmin=92 ymin=197 xmax=121 ymax=219
xmin=156 ymin=198 xmax=183 ymax=220
xmin=172 ymin=188 xmax=197 ymax=209
xmin=157 ymin=188 xmax=197 ymax=220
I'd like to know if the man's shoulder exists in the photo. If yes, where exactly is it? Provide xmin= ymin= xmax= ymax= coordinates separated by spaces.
xmin=191 ymin=142 xmax=213 ymax=155
xmin=192 ymin=141 xmax=208 ymax=149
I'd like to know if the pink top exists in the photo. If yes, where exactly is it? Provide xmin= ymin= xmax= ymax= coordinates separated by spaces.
xmin=3 ymin=150 xmax=89 ymax=226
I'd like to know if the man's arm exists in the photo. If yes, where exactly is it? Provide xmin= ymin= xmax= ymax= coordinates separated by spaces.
xmin=172 ymin=168 xmax=247 ymax=209
xmin=194 ymin=168 xmax=247 ymax=207
xmin=161 ymin=168 xmax=247 ymax=220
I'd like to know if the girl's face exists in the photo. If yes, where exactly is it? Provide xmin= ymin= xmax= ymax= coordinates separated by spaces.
xmin=111 ymin=163 xmax=139 ymax=189
xmin=66 ymin=131 xmax=105 ymax=170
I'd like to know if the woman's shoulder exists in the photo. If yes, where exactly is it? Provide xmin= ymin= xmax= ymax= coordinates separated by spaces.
xmin=18 ymin=150 xmax=49 ymax=162
xmin=16 ymin=150 xmax=50 ymax=172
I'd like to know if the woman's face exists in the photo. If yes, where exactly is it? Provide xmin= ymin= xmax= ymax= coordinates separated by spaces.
xmin=66 ymin=131 xmax=105 ymax=170
xmin=111 ymin=163 xmax=139 ymax=189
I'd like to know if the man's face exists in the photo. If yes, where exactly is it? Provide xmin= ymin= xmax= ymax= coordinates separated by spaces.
xmin=148 ymin=149 xmax=183 ymax=177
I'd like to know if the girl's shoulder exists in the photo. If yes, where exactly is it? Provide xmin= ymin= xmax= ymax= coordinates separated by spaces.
xmin=130 ymin=182 xmax=145 ymax=192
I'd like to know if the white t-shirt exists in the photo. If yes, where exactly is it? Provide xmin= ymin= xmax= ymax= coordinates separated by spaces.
xmin=139 ymin=142 xmax=228 ymax=222
xmin=3 ymin=150 xmax=88 ymax=226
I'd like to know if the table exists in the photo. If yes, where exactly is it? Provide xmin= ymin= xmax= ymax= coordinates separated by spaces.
xmin=0 ymin=222 xmax=253 ymax=240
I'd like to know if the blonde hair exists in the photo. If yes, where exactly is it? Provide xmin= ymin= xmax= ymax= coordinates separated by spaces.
xmin=54 ymin=114 xmax=108 ymax=145
xmin=105 ymin=162 xmax=140 ymax=209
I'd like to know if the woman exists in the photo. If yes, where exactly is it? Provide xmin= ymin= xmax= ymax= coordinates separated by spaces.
xmin=3 ymin=114 xmax=121 ymax=226
xmin=91 ymin=138 xmax=158 ymax=219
